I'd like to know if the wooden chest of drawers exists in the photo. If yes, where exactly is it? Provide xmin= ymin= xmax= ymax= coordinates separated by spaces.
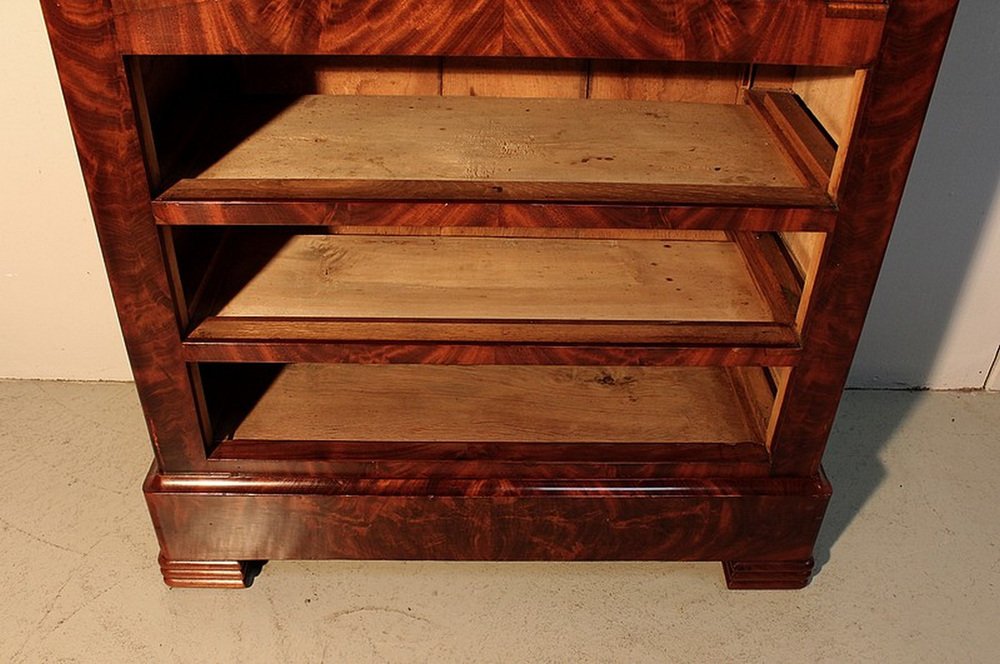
xmin=41 ymin=0 xmax=957 ymax=588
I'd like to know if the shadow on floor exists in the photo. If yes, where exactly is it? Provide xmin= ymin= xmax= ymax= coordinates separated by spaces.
xmin=812 ymin=390 xmax=925 ymax=570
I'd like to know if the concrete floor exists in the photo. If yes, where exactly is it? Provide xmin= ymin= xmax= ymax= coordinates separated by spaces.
xmin=0 ymin=381 xmax=997 ymax=663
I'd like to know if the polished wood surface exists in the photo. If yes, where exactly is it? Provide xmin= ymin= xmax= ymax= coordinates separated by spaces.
xmin=146 ymin=467 xmax=832 ymax=589
xmin=152 ymin=201 xmax=837 ymax=232
xmin=39 ymin=0 xmax=207 ymax=470
xmin=42 ymin=0 xmax=957 ymax=590
xmin=111 ymin=0 xmax=885 ymax=67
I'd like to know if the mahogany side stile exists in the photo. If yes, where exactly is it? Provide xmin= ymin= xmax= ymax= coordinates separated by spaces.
xmin=111 ymin=0 xmax=884 ymax=67
xmin=39 ymin=0 xmax=207 ymax=470
xmin=768 ymin=0 xmax=960 ymax=476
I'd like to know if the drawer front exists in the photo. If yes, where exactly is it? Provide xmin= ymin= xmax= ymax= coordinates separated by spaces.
xmin=112 ymin=0 xmax=885 ymax=66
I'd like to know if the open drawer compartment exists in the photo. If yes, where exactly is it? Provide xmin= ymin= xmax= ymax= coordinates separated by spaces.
xmin=197 ymin=362 xmax=777 ymax=473
xmin=169 ymin=228 xmax=811 ymax=363
xmin=131 ymin=56 xmax=863 ymax=220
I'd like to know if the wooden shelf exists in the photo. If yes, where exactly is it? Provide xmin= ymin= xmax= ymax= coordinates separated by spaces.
xmin=206 ymin=364 xmax=772 ymax=463
xmin=184 ymin=232 xmax=801 ymax=359
xmin=158 ymin=94 xmax=831 ymax=206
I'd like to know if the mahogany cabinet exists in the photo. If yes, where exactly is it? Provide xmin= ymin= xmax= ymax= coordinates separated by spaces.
xmin=41 ymin=0 xmax=958 ymax=589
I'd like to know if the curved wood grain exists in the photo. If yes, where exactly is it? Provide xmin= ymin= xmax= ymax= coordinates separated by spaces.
xmin=504 ymin=0 xmax=885 ymax=65
xmin=112 ymin=0 xmax=883 ymax=66
xmin=112 ymin=0 xmax=503 ymax=55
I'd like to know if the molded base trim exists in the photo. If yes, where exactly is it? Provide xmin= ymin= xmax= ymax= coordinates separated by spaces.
xmin=723 ymin=558 xmax=816 ymax=589
xmin=158 ymin=555 xmax=265 ymax=589
xmin=145 ymin=465 xmax=830 ymax=591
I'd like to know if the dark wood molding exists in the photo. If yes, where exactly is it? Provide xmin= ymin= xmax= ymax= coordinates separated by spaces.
xmin=723 ymin=558 xmax=816 ymax=590
xmin=152 ymin=201 xmax=837 ymax=233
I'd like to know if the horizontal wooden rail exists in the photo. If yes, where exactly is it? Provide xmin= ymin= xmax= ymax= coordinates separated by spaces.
xmin=112 ymin=0 xmax=885 ymax=66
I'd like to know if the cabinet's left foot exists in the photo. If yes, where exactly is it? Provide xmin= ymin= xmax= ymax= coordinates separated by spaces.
xmin=159 ymin=555 xmax=266 ymax=588
xmin=723 ymin=558 xmax=815 ymax=590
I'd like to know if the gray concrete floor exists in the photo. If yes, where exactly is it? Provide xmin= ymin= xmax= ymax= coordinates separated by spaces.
xmin=0 ymin=380 xmax=997 ymax=663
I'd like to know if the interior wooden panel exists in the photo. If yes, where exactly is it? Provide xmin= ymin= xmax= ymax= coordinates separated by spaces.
xmin=792 ymin=67 xmax=865 ymax=146
xmin=225 ymin=364 xmax=764 ymax=445
xmin=794 ymin=68 xmax=867 ymax=196
xmin=193 ymin=96 xmax=802 ymax=187
xmin=780 ymin=231 xmax=827 ymax=330
xmin=589 ymin=61 xmax=744 ymax=103
xmin=442 ymin=57 xmax=587 ymax=98
xmin=750 ymin=65 xmax=796 ymax=91
xmin=196 ymin=234 xmax=774 ymax=323
xmin=224 ymin=56 xmax=749 ymax=104
xmin=313 ymin=56 xmax=442 ymax=95
xmin=765 ymin=365 xmax=792 ymax=451
xmin=781 ymin=231 xmax=826 ymax=278
xmin=728 ymin=366 xmax=776 ymax=443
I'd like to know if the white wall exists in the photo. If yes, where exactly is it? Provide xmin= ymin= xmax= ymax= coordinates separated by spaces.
xmin=0 ymin=2 xmax=131 ymax=381
xmin=1 ymin=2 xmax=997 ymax=387
xmin=849 ymin=1 xmax=1000 ymax=390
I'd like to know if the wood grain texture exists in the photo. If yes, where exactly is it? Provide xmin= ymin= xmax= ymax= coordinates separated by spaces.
xmin=442 ymin=57 xmax=587 ymax=98
xmin=768 ymin=0 xmax=960 ymax=476
xmin=193 ymin=234 xmax=774 ymax=324
xmin=39 ymin=0 xmax=206 ymax=470
xmin=747 ymin=90 xmax=837 ymax=190
xmin=588 ymin=61 xmax=744 ymax=104
xmin=182 ymin=342 xmax=801 ymax=368
xmin=313 ymin=56 xmax=442 ymax=96
xmin=732 ymin=232 xmax=803 ymax=326
xmin=793 ymin=67 xmax=865 ymax=146
xmin=112 ymin=0 xmax=503 ymax=56
xmin=152 ymin=201 xmax=837 ymax=232
xmin=145 ymin=467 xmax=832 ymax=570
xmin=222 ymin=364 xmax=765 ymax=445
xmin=162 ymin=179 xmax=834 ymax=207
xmin=161 ymin=94 xmax=815 ymax=206
xmin=503 ymin=0 xmax=885 ymax=65
xmin=112 ymin=0 xmax=884 ymax=67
